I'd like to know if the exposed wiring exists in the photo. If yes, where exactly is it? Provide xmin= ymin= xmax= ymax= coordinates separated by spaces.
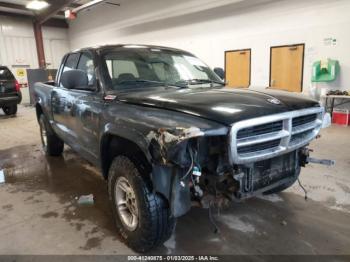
xmin=298 ymin=178 xmax=308 ymax=200
xmin=181 ymin=147 xmax=194 ymax=181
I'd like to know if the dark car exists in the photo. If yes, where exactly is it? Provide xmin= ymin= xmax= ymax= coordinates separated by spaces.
xmin=33 ymin=44 xmax=327 ymax=252
xmin=0 ymin=66 xmax=21 ymax=115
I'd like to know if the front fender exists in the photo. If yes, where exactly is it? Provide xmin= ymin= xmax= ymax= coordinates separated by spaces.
xmin=102 ymin=102 xmax=229 ymax=166
xmin=101 ymin=103 xmax=229 ymax=217
xmin=101 ymin=122 xmax=152 ymax=162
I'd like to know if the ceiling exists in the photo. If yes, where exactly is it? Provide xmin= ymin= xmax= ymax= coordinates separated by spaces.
xmin=0 ymin=1 xmax=85 ymax=17
xmin=0 ymin=0 xmax=94 ymax=27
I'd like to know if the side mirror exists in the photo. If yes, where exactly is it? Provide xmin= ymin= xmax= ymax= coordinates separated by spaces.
xmin=61 ymin=69 xmax=90 ymax=90
xmin=214 ymin=67 xmax=225 ymax=80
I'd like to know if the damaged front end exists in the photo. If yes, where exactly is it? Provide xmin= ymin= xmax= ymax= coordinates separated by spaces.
xmin=146 ymin=107 xmax=331 ymax=218
xmin=147 ymin=126 xmax=229 ymax=217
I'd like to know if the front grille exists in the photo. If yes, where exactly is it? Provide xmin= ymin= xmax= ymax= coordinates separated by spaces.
xmin=290 ymin=130 xmax=313 ymax=144
xmin=237 ymin=139 xmax=280 ymax=154
xmin=292 ymin=114 xmax=317 ymax=127
xmin=237 ymin=121 xmax=283 ymax=139
xmin=230 ymin=107 xmax=323 ymax=164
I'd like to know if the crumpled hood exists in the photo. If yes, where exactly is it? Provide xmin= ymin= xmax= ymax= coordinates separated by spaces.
xmin=116 ymin=87 xmax=320 ymax=125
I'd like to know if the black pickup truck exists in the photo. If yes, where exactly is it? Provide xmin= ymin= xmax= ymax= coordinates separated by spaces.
xmin=34 ymin=44 xmax=327 ymax=252
xmin=0 ymin=66 xmax=21 ymax=115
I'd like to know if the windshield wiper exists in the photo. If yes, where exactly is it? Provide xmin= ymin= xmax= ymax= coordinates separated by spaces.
xmin=176 ymin=79 xmax=225 ymax=87
xmin=118 ymin=79 xmax=185 ymax=88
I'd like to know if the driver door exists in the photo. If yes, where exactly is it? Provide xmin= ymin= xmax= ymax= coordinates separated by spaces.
xmin=66 ymin=51 xmax=104 ymax=164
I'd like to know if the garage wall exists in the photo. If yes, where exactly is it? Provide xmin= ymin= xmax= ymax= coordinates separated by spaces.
xmin=0 ymin=16 xmax=70 ymax=104
xmin=68 ymin=0 xmax=350 ymax=97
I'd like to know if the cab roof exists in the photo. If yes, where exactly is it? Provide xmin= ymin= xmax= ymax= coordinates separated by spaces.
xmin=73 ymin=44 xmax=192 ymax=55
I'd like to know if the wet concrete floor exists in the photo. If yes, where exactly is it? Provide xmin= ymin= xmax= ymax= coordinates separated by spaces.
xmin=0 ymin=106 xmax=349 ymax=255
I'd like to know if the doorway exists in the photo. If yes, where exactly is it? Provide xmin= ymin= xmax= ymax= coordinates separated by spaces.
xmin=225 ymin=49 xmax=251 ymax=88
xmin=269 ymin=44 xmax=305 ymax=92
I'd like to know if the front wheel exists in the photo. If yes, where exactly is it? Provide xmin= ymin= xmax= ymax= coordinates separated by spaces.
xmin=108 ymin=156 xmax=175 ymax=252
xmin=2 ymin=104 xmax=17 ymax=115
xmin=39 ymin=114 xmax=64 ymax=156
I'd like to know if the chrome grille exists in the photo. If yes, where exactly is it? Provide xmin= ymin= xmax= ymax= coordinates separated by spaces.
xmin=292 ymin=114 xmax=317 ymax=127
xmin=237 ymin=121 xmax=283 ymax=139
xmin=230 ymin=107 xmax=324 ymax=164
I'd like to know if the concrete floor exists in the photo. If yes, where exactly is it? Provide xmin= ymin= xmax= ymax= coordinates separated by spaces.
xmin=0 ymin=105 xmax=349 ymax=255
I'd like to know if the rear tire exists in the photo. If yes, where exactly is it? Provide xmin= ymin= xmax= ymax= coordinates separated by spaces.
xmin=2 ymin=104 xmax=17 ymax=115
xmin=108 ymin=155 xmax=175 ymax=252
xmin=39 ymin=114 xmax=64 ymax=156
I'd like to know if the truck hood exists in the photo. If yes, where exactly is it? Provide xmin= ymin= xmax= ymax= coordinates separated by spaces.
xmin=116 ymin=87 xmax=320 ymax=125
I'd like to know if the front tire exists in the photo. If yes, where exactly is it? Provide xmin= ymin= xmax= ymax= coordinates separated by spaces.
xmin=108 ymin=156 xmax=175 ymax=252
xmin=39 ymin=114 xmax=64 ymax=156
xmin=2 ymin=104 xmax=17 ymax=115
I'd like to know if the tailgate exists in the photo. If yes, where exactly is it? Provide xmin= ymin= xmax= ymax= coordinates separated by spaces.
xmin=0 ymin=80 xmax=16 ymax=95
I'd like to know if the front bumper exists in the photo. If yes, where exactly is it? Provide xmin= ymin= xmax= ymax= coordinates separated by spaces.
xmin=234 ymin=150 xmax=300 ymax=199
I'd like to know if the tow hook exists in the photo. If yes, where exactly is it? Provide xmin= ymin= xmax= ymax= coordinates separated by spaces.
xmin=306 ymin=157 xmax=335 ymax=166
xmin=300 ymin=148 xmax=335 ymax=166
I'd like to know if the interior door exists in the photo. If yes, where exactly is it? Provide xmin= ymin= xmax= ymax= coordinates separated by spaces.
xmin=270 ymin=44 xmax=304 ymax=92
xmin=225 ymin=49 xmax=251 ymax=88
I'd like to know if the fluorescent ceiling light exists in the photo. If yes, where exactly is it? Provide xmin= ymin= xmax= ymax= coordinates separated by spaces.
xmin=26 ymin=0 xmax=49 ymax=10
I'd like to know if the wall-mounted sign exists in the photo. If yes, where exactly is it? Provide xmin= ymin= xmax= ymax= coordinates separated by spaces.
xmin=323 ymin=37 xmax=337 ymax=46
xmin=16 ymin=68 xmax=25 ymax=77
xmin=12 ymin=65 xmax=30 ymax=84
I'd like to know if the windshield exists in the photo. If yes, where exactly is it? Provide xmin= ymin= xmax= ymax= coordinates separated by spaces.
xmin=102 ymin=47 xmax=223 ymax=90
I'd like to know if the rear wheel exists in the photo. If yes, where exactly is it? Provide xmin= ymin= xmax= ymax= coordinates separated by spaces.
xmin=39 ymin=114 xmax=64 ymax=156
xmin=108 ymin=156 xmax=175 ymax=252
xmin=2 ymin=104 xmax=17 ymax=115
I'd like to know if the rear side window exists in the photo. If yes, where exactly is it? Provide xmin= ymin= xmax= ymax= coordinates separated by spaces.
xmin=0 ymin=67 xmax=15 ymax=80
xmin=77 ymin=52 xmax=95 ymax=86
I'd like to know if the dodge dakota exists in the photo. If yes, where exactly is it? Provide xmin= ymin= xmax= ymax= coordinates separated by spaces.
xmin=34 ymin=44 xmax=328 ymax=252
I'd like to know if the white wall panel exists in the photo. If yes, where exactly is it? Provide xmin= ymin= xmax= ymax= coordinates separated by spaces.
xmin=0 ymin=16 xmax=70 ymax=104
xmin=44 ymin=39 xmax=69 ymax=69
xmin=69 ymin=0 xmax=350 ymax=96
xmin=4 ymin=36 xmax=38 ymax=68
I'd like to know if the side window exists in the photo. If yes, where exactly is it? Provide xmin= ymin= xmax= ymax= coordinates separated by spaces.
xmin=77 ymin=52 xmax=95 ymax=86
xmin=60 ymin=53 xmax=80 ymax=87
xmin=55 ymin=56 xmax=65 ymax=85
xmin=63 ymin=53 xmax=80 ymax=72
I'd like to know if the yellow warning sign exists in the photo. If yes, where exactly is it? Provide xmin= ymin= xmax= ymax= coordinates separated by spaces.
xmin=16 ymin=68 xmax=25 ymax=77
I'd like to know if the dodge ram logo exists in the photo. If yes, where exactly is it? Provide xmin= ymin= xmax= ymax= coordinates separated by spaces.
xmin=267 ymin=98 xmax=281 ymax=105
